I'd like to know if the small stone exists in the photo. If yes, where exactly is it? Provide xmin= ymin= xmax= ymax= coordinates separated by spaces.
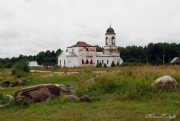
xmin=80 ymin=95 xmax=90 ymax=102
xmin=65 ymin=95 xmax=79 ymax=101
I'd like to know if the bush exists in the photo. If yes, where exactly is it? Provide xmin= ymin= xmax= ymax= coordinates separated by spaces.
xmin=111 ymin=61 xmax=115 ymax=67
xmin=103 ymin=63 xmax=107 ymax=67
xmin=0 ymin=93 xmax=4 ymax=100
xmin=96 ymin=62 xmax=102 ymax=67
xmin=12 ymin=59 xmax=30 ymax=78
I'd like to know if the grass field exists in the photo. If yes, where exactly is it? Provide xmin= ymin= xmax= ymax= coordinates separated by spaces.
xmin=0 ymin=66 xmax=179 ymax=121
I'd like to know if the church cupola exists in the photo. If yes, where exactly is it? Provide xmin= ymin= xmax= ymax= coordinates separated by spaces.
xmin=105 ymin=26 xmax=116 ymax=46
xmin=106 ymin=26 xmax=115 ymax=35
xmin=104 ymin=26 xmax=119 ymax=55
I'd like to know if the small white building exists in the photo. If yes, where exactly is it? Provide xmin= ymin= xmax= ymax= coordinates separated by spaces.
xmin=57 ymin=26 xmax=123 ymax=67
xmin=29 ymin=61 xmax=41 ymax=67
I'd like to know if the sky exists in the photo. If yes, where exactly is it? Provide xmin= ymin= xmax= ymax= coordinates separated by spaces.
xmin=0 ymin=0 xmax=180 ymax=58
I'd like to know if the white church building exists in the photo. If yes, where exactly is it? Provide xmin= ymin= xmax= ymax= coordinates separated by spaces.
xmin=57 ymin=26 xmax=123 ymax=67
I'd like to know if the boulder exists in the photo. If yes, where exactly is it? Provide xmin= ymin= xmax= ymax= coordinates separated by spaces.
xmin=14 ymin=84 xmax=74 ymax=104
xmin=0 ymin=81 xmax=11 ymax=87
xmin=65 ymin=95 xmax=79 ymax=101
xmin=80 ymin=95 xmax=90 ymax=102
xmin=152 ymin=75 xmax=178 ymax=90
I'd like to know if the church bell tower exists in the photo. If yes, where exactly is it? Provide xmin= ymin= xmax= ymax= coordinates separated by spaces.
xmin=104 ymin=26 xmax=119 ymax=56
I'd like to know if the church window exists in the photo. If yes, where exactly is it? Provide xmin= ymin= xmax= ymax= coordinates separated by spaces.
xmin=112 ymin=37 xmax=115 ymax=45
xmin=107 ymin=60 xmax=109 ymax=64
xmin=82 ymin=60 xmax=84 ymax=64
xmin=86 ymin=60 xmax=88 ymax=64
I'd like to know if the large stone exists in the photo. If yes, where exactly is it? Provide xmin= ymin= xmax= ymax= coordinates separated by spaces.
xmin=65 ymin=95 xmax=79 ymax=101
xmin=152 ymin=75 xmax=178 ymax=90
xmin=14 ymin=84 xmax=73 ymax=104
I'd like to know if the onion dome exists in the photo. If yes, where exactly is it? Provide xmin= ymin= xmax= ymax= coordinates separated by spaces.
xmin=106 ymin=26 xmax=116 ymax=34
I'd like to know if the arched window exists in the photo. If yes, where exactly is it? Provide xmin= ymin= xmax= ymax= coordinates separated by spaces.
xmin=112 ymin=37 xmax=115 ymax=45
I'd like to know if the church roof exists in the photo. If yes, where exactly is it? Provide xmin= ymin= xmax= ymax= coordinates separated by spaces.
xmin=170 ymin=57 xmax=180 ymax=64
xmin=62 ymin=52 xmax=78 ymax=57
xmin=106 ymin=26 xmax=116 ymax=35
xmin=68 ymin=41 xmax=94 ymax=48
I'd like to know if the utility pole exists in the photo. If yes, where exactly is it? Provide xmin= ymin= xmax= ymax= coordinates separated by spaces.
xmin=163 ymin=54 xmax=165 ymax=65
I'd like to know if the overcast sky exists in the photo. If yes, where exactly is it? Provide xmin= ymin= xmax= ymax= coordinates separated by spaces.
xmin=0 ymin=0 xmax=180 ymax=58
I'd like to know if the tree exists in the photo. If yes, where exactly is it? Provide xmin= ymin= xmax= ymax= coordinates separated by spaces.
xmin=12 ymin=59 xmax=30 ymax=78
xmin=95 ymin=45 xmax=104 ymax=52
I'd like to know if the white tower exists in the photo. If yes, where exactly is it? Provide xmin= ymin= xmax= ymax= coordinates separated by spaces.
xmin=104 ymin=26 xmax=119 ymax=56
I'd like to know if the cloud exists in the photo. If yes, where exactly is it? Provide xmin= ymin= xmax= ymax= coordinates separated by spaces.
xmin=0 ymin=0 xmax=180 ymax=58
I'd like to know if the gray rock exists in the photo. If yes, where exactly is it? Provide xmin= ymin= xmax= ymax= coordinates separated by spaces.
xmin=87 ymin=75 xmax=100 ymax=82
xmin=152 ymin=75 xmax=178 ymax=90
xmin=65 ymin=95 xmax=79 ymax=101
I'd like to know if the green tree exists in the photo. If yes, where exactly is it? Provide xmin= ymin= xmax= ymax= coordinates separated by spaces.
xmin=12 ymin=59 xmax=30 ymax=78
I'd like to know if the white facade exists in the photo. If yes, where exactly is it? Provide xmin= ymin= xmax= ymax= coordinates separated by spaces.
xmin=57 ymin=26 xmax=123 ymax=67
xmin=29 ymin=61 xmax=41 ymax=67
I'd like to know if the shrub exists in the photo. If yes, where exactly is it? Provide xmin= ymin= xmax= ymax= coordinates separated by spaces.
xmin=96 ymin=62 xmax=102 ymax=67
xmin=111 ymin=61 xmax=115 ymax=67
xmin=12 ymin=59 xmax=30 ymax=78
xmin=0 ymin=93 xmax=4 ymax=100
xmin=103 ymin=63 xmax=107 ymax=67
xmin=116 ymin=61 xmax=120 ymax=66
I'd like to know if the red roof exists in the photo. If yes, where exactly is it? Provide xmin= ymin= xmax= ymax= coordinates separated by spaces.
xmin=68 ymin=41 xmax=93 ymax=48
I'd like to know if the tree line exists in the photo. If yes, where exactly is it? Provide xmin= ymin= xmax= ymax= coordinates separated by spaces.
xmin=0 ymin=49 xmax=62 ymax=68
xmin=0 ymin=42 xmax=179 ymax=68
xmin=119 ymin=42 xmax=180 ymax=65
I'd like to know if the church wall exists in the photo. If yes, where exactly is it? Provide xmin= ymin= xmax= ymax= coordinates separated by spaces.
xmin=58 ymin=54 xmax=68 ymax=67
xmin=78 ymin=47 xmax=96 ymax=67
xmin=96 ymin=56 xmax=123 ymax=67
xmin=67 ymin=57 xmax=79 ymax=67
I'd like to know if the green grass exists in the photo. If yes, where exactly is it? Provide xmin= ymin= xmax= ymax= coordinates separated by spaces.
xmin=0 ymin=66 xmax=179 ymax=121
